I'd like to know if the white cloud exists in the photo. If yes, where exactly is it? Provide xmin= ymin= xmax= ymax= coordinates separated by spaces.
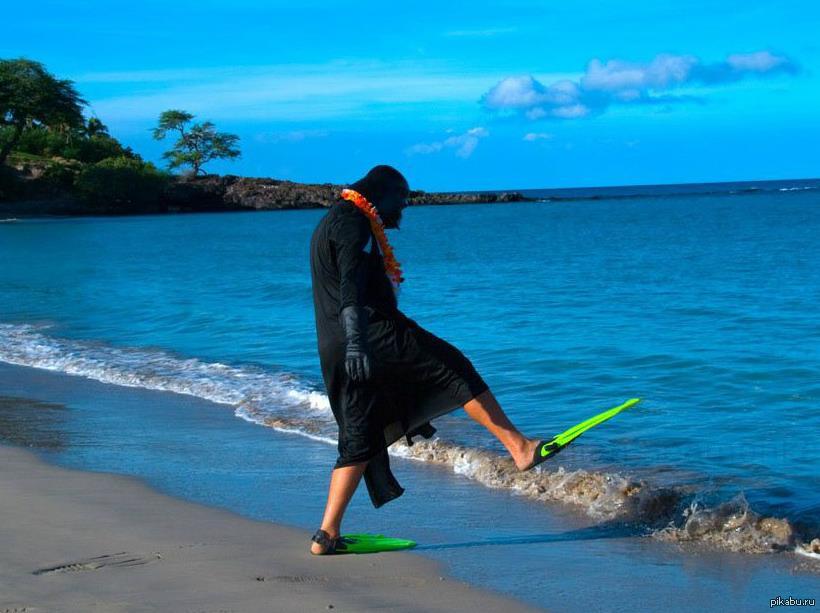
xmin=726 ymin=50 xmax=790 ymax=73
xmin=481 ymin=50 xmax=799 ymax=121
xmin=524 ymin=107 xmax=548 ymax=120
xmin=481 ymin=75 xmax=546 ymax=109
xmin=522 ymin=132 xmax=553 ymax=141
xmin=552 ymin=104 xmax=590 ymax=119
xmin=581 ymin=54 xmax=698 ymax=91
xmin=254 ymin=129 xmax=329 ymax=143
xmin=406 ymin=127 xmax=489 ymax=158
xmin=482 ymin=75 xmax=590 ymax=120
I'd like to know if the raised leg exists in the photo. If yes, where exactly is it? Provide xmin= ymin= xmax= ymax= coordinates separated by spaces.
xmin=462 ymin=388 xmax=539 ymax=470
xmin=311 ymin=461 xmax=368 ymax=554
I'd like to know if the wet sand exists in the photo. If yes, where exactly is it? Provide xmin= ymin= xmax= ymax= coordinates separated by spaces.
xmin=0 ymin=443 xmax=541 ymax=613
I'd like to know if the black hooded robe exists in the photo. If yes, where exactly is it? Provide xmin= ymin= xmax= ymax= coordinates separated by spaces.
xmin=309 ymin=199 xmax=490 ymax=507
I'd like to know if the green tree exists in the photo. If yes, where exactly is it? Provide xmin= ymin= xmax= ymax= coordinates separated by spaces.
xmin=84 ymin=116 xmax=109 ymax=137
xmin=152 ymin=109 xmax=240 ymax=175
xmin=0 ymin=57 xmax=87 ymax=165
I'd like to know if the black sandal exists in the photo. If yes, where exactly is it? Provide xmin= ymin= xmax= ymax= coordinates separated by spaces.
xmin=310 ymin=529 xmax=349 ymax=555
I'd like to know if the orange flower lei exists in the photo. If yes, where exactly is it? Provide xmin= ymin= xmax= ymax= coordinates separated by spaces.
xmin=340 ymin=188 xmax=405 ymax=291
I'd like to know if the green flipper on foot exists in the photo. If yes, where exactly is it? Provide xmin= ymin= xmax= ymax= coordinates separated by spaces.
xmin=337 ymin=533 xmax=417 ymax=554
xmin=527 ymin=398 xmax=641 ymax=470
xmin=311 ymin=529 xmax=416 ymax=555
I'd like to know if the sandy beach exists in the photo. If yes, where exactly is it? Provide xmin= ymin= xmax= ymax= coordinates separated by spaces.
xmin=0 ymin=443 xmax=541 ymax=613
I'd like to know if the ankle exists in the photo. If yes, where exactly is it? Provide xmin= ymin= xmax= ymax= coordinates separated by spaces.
xmin=509 ymin=436 xmax=532 ymax=457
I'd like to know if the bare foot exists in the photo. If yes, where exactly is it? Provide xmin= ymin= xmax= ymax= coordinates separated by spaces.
xmin=513 ymin=438 xmax=541 ymax=471
xmin=310 ymin=528 xmax=340 ymax=555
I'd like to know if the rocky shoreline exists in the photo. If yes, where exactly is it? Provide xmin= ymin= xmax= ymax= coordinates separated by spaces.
xmin=0 ymin=170 xmax=532 ymax=217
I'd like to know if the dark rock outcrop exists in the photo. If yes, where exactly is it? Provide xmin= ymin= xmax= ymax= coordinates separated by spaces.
xmin=409 ymin=190 xmax=529 ymax=205
xmin=1 ymin=167 xmax=533 ymax=217
xmin=164 ymin=175 xmax=532 ymax=211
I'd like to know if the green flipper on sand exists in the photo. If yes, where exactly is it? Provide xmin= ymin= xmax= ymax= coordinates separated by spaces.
xmin=538 ymin=398 xmax=642 ymax=461
xmin=336 ymin=533 xmax=417 ymax=554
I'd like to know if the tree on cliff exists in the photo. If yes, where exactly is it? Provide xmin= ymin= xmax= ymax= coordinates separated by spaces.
xmin=84 ymin=116 xmax=109 ymax=137
xmin=151 ymin=110 xmax=240 ymax=176
xmin=0 ymin=58 xmax=87 ymax=165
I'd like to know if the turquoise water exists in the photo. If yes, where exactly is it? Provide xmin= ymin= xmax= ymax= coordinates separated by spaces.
xmin=1 ymin=190 xmax=819 ymax=551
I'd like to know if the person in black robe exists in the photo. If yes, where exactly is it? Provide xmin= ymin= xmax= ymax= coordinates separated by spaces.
xmin=308 ymin=165 xmax=543 ymax=555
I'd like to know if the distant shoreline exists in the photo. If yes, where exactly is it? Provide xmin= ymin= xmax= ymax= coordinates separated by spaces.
xmin=2 ymin=160 xmax=817 ymax=218
xmin=485 ymin=176 xmax=820 ymax=202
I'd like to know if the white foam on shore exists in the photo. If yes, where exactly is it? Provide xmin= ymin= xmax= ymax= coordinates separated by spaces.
xmin=0 ymin=322 xmax=332 ymax=427
xmin=0 ymin=321 xmax=817 ymax=561
xmin=653 ymin=494 xmax=797 ymax=553
xmin=795 ymin=539 xmax=820 ymax=560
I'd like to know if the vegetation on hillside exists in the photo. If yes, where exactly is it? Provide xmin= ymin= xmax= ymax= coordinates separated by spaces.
xmin=0 ymin=57 xmax=241 ymax=208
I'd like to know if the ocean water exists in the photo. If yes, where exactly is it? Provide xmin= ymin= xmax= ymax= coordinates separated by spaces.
xmin=1 ymin=182 xmax=819 ymax=563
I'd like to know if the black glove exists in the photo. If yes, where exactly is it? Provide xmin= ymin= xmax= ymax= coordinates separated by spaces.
xmin=340 ymin=305 xmax=373 ymax=383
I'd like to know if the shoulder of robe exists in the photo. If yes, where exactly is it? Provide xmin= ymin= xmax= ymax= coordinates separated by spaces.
xmin=329 ymin=204 xmax=371 ymax=248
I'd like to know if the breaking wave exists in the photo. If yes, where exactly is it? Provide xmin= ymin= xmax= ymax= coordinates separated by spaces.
xmin=0 ymin=321 xmax=817 ymax=565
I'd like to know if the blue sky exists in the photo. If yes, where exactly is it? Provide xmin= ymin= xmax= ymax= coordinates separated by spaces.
xmin=5 ymin=1 xmax=819 ymax=190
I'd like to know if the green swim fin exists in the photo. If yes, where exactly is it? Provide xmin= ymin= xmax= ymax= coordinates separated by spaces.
xmin=535 ymin=398 xmax=641 ymax=463
xmin=337 ymin=533 xmax=417 ymax=554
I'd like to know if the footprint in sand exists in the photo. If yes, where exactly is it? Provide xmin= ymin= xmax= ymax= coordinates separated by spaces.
xmin=255 ymin=575 xmax=330 ymax=583
xmin=32 ymin=551 xmax=161 ymax=575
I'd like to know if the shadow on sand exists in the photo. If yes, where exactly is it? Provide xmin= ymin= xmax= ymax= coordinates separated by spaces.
xmin=413 ymin=521 xmax=651 ymax=551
